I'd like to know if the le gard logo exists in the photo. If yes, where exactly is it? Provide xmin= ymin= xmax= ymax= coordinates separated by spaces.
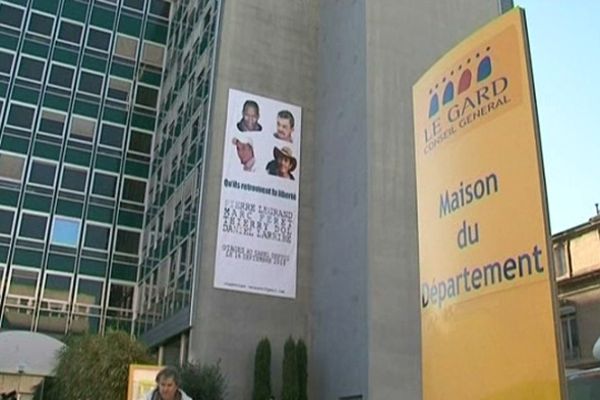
xmin=422 ymin=45 xmax=516 ymax=155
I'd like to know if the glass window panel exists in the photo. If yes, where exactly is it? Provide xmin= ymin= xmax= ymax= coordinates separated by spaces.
xmin=123 ymin=0 xmax=144 ymax=11
xmin=141 ymin=43 xmax=164 ymax=67
xmin=79 ymin=71 xmax=104 ymax=95
xmin=28 ymin=12 xmax=54 ymax=36
xmin=58 ymin=21 xmax=83 ymax=44
xmin=0 ymin=4 xmax=24 ymax=29
xmin=61 ymin=167 xmax=87 ymax=192
xmin=43 ymin=274 xmax=71 ymax=302
xmin=69 ymin=315 xmax=100 ymax=334
xmin=87 ymin=28 xmax=111 ymax=51
xmin=39 ymin=110 xmax=66 ymax=136
xmin=29 ymin=160 xmax=57 ymax=186
xmin=18 ymin=57 xmax=45 ymax=81
xmin=99 ymin=124 xmax=124 ymax=148
xmin=149 ymin=0 xmax=170 ymax=18
xmin=115 ymin=229 xmax=140 ymax=254
xmin=114 ymin=35 xmax=138 ymax=59
xmin=92 ymin=172 xmax=117 ymax=197
xmin=49 ymin=64 xmax=75 ymax=88
xmin=19 ymin=214 xmax=48 ymax=240
xmin=51 ymin=217 xmax=80 ymax=246
xmin=0 ymin=209 xmax=15 ymax=235
xmin=7 ymin=104 xmax=35 ymax=129
xmin=122 ymin=178 xmax=146 ymax=203
xmin=70 ymin=116 xmax=96 ymax=141
xmin=84 ymin=224 xmax=110 ymax=249
xmin=0 ymin=153 xmax=25 ymax=181
xmin=129 ymin=130 xmax=152 ymax=154
xmin=76 ymin=279 xmax=103 ymax=305
xmin=9 ymin=269 xmax=38 ymax=298
xmin=135 ymin=86 xmax=158 ymax=108
xmin=108 ymin=283 xmax=134 ymax=309
xmin=107 ymin=78 xmax=131 ymax=102
xmin=0 ymin=51 xmax=14 ymax=74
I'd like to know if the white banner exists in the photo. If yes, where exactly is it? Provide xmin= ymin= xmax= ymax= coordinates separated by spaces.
xmin=214 ymin=89 xmax=302 ymax=298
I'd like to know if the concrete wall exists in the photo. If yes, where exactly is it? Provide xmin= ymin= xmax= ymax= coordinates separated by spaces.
xmin=188 ymin=0 xmax=507 ymax=398
xmin=312 ymin=1 xmax=369 ymax=399
xmin=313 ymin=1 xmax=503 ymax=399
xmin=189 ymin=1 xmax=318 ymax=399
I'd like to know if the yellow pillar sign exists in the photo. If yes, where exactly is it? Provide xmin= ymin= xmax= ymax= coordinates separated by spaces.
xmin=413 ymin=8 xmax=564 ymax=400
xmin=127 ymin=364 xmax=162 ymax=400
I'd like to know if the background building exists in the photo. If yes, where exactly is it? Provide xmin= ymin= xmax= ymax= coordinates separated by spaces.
xmin=554 ymin=214 xmax=600 ymax=368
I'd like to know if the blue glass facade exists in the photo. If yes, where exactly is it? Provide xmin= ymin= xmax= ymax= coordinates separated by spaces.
xmin=0 ymin=0 xmax=169 ymax=337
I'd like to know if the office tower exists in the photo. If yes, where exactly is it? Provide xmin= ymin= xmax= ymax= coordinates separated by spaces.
xmin=136 ymin=0 xmax=217 ymax=362
xmin=0 ymin=0 xmax=169 ymax=336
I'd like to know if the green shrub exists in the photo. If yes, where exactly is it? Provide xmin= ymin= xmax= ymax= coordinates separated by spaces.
xmin=180 ymin=360 xmax=227 ymax=400
xmin=51 ymin=331 xmax=153 ymax=400
xmin=253 ymin=338 xmax=272 ymax=400
xmin=281 ymin=336 xmax=298 ymax=400
xmin=296 ymin=339 xmax=307 ymax=400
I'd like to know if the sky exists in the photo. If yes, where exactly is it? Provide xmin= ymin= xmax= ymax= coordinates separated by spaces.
xmin=513 ymin=1 xmax=600 ymax=233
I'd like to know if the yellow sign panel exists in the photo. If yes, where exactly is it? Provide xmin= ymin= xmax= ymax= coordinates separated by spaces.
xmin=127 ymin=364 xmax=162 ymax=400
xmin=413 ymin=8 xmax=563 ymax=399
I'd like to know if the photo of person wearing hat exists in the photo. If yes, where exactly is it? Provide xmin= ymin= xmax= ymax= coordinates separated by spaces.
xmin=232 ymin=136 xmax=256 ymax=172
xmin=266 ymin=146 xmax=297 ymax=180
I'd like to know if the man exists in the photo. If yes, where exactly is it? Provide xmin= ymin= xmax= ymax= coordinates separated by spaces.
xmin=273 ymin=110 xmax=295 ymax=143
xmin=266 ymin=146 xmax=297 ymax=180
xmin=232 ymin=137 xmax=256 ymax=172
xmin=146 ymin=367 xmax=191 ymax=400
xmin=236 ymin=100 xmax=262 ymax=132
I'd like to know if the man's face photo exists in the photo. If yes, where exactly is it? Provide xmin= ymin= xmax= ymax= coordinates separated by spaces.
xmin=277 ymin=154 xmax=293 ymax=174
xmin=235 ymin=140 xmax=253 ymax=164
xmin=241 ymin=105 xmax=259 ymax=131
xmin=276 ymin=117 xmax=294 ymax=141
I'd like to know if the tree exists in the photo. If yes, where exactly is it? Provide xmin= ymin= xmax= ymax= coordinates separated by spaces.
xmin=51 ymin=331 xmax=153 ymax=400
xmin=180 ymin=361 xmax=227 ymax=400
xmin=252 ymin=338 xmax=272 ymax=400
xmin=281 ymin=336 xmax=298 ymax=400
xmin=32 ymin=377 xmax=59 ymax=400
xmin=296 ymin=339 xmax=307 ymax=400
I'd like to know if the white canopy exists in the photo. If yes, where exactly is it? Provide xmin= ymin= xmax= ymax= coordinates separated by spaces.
xmin=0 ymin=331 xmax=65 ymax=376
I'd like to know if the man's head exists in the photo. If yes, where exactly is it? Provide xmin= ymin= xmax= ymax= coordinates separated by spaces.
xmin=240 ymin=100 xmax=260 ymax=131
xmin=233 ymin=137 xmax=254 ymax=164
xmin=274 ymin=146 xmax=297 ymax=175
xmin=155 ymin=366 xmax=181 ymax=400
xmin=275 ymin=110 xmax=295 ymax=142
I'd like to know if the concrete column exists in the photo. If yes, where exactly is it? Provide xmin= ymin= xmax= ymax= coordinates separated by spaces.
xmin=179 ymin=333 xmax=188 ymax=366
xmin=157 ymin=345 xmax=164 ymax=366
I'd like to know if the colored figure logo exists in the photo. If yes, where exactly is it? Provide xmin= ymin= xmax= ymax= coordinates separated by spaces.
xmin=428 ymin=47 xmax=493 ymax=118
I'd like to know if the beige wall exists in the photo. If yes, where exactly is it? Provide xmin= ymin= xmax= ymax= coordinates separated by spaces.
xmin=0 ymin=374 xmax=42 ymax=400
xmin=570 ymin=230 xmax=600 ymax=276
xmin=555 ymin=221 xmax=600 ymax=367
